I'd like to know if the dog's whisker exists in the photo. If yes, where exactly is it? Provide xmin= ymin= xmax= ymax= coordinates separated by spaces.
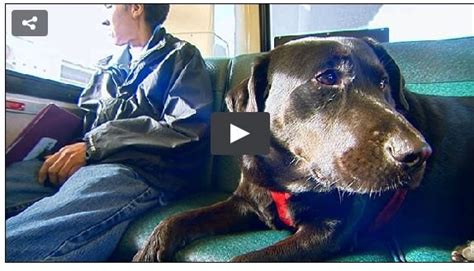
xmin=336 ymin=188 xmax=343 ymax=203
xmin=288 ymin=157 xmax=296 ymax=166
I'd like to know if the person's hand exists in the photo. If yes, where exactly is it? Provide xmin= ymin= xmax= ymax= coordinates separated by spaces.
xmin=38 ymin=142 xmax=87 ymax=186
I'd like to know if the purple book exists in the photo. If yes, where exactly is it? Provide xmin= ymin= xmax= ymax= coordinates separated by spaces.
xmin=6 ymin=104 xmax=83 ymax=166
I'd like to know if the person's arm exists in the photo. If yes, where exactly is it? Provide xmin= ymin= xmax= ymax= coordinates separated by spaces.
xmin=83 ymin=48 xmax=212 ymax=163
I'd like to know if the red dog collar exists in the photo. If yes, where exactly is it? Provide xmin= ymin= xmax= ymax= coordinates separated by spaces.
xmin=270 ymin=190 xmax=295 ymax=227
xmin=270 ymin=188 xmax=408 ymax=230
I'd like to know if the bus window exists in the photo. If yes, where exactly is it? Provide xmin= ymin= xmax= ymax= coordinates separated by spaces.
xmin=5 ymin=4 xmax=252 ymax=88
xmin=269 ymin=4 xmax=473 ymax=48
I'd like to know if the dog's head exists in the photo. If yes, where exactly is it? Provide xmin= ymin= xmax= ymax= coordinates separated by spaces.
xmin=226 ymin=37 xmax=432 ymax=194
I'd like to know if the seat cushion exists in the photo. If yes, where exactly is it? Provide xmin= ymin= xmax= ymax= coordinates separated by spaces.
xmin=174 ymin=231 xmax=459 ymax=262
xmin=110 ymin=192 xmax=230 ymax=261
xmin=175 ymin=230 xmax=291 ymax=262
xmin=111 ymin=190 xmax=461 ymax=262
xmin=175 ymin=231 xmax=395 ymax=262
xmin=399 ymin=234 xmax=464 ymax=262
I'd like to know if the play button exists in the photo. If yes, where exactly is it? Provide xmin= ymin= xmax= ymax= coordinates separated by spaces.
xmin=230 ymin=124 xmax=250 ymax=144
xmin=211 ymin=112 xmax=270 ymax=155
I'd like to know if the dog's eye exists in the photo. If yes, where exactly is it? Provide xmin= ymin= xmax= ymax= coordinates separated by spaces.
xmin=379 ymin=77 xmax=388 ymax=89
xmin=316 ymin=70 xmax=338 ymax=85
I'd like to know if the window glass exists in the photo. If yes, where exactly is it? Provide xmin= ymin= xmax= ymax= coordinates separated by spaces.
xmin=6 ymin=4 xmax=236 ymax=87
xmin=270 ymin=4 xmax=473 ymax=48
xmin=6 ymin=4 xmax=113 ymax=87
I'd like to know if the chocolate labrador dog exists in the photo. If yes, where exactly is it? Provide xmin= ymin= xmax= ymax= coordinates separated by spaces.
xmin=134 ymin=37 xmax=474 ymax=262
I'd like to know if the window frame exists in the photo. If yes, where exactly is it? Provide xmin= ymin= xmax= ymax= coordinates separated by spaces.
xmin=259 ymin=4 xmax=271 ymax=52
xmin=6 ymin=69 xmax=83 ymax=104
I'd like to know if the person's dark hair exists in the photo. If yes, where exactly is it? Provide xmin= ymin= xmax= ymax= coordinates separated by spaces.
xmin=143 ymin=4 xmax=170 ymax=29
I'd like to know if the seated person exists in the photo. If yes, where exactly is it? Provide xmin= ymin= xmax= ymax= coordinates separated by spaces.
xmin=6 ymin=4 xmax=212 ymax=261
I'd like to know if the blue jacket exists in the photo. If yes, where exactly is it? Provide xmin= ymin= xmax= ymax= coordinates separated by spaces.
xmin=78 ymin=27 xmax=213 ymax=194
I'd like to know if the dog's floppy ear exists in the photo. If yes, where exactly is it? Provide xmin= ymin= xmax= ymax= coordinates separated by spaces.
xmin=225 ymin=55 xmax=270 ymax=112
xmin=363 ymin=37 xmax=409 ymax=112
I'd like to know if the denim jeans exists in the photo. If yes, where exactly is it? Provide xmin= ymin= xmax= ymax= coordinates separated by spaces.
xmin=6 ymin=159 xmax=165 ymax=262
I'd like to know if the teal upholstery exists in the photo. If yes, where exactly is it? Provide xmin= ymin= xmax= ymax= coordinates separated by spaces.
xmin=203 ymin=58 xmax=231 ymax=112
xmin=384 ymin=37 xmax=474 ymax=85
xmin=110 ymin=192 xmax=230 ymax=261
xmin=400 ymin=235 xmax=465 ymax=262
xmin=176 ymin=230 xmax=291 ymax=262
xmin=111 ymin=37 xmax=474 ymax=262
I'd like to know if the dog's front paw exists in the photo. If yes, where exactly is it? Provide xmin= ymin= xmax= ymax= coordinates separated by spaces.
xmin=451 ymin=240 xmax=474 ymax=262
xmin=133 ymin=232 xmax=160 ymax=262
xmin=132 ymin=218 xmax=184 ymax=262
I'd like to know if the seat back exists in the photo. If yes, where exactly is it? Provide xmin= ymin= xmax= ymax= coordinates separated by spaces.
xmin=204 ymin=53 xmax=263 ymax=193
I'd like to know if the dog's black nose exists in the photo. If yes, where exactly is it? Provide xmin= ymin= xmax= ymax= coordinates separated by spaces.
xmin=387 ymin=143 xmax=432 ymax=168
